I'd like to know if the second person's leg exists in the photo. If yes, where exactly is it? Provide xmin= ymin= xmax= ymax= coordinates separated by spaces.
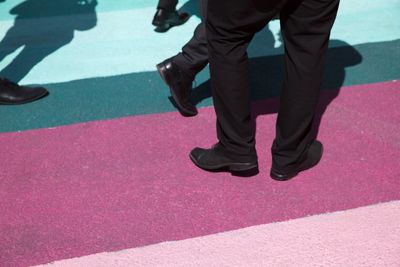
xmin=157 ymin=0 xmax=208 ymax=116
xmin=271 ymin=0 xmax=340 ymax=179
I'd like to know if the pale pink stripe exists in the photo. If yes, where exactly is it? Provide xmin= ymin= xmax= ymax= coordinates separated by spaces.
xmin=38 ymin=201 xmax=400 ymax=267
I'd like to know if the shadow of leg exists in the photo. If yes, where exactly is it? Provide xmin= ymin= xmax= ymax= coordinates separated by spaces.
xmin=0 ymin=43 xmax=65 ymax=82
xmin=0 ymin=35 xmax=24 ymax=63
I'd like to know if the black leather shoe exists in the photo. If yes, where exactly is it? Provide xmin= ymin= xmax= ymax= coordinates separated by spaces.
xmin=157 ymin=59 xmax=198 ymax=116
xmin=0 ymin=79 xmax=49 ymax=105
xmin=270 ymin=140 xmax=323 ymax=181
xmin=190 ymin=144 xmax=258 ymax=172
xmin=152 ymin=9 xmax=189 ymax=32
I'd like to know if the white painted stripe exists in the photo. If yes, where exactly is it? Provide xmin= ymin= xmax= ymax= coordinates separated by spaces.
xmin=37 ymin=201 xmax=400 ymax=267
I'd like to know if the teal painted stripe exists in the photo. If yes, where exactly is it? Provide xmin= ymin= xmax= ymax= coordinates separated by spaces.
xmin=0 ymin=39 xmax=399 ymax=133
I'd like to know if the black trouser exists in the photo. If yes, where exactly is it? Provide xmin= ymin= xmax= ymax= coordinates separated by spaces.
xmin=157 ymin=0 xmax=178 ymax=12
xmin=206 ymin=0 xmax=339 ymax=172
xmin=173 ymin=0 xmax=208 ymax=80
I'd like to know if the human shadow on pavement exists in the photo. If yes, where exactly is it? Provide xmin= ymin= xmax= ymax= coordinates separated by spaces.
xmin=0 ymin=0 xmax=98 ymax=82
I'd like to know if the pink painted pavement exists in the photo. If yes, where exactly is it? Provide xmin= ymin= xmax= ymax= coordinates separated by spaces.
xmin=0 ymin=81 xmax=399 ymax=266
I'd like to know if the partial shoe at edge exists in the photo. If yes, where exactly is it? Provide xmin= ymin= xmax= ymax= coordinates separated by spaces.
xmin=190 ymin=144 xmax=258 ymax=172
xmin=270 ymin=140 xmax=323 ymax=181
xmin=157 ymin=59 xmax=198 ymax=117
xmin=0 ymin=79 xmax=49 ymax=105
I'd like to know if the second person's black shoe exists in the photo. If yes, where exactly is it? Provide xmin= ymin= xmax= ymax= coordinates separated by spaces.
xmin=157 ymin=59 xmax=198 ymax=116
xmin=152 ymin=9 xmax=189 ymax=32
xmin=270 ymin=140 xmax=323 ymax=181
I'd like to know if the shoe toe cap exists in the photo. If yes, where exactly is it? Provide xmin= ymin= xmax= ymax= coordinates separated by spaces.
xmin=190 ymin=147 xmax=204 ymax=161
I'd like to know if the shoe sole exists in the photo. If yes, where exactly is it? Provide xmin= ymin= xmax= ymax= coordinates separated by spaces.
xmin=189 ymin=153 xmax=258 ymax=172
xmin=156 ymin=63 xmax=197 ymax=117
xmin=270 ymin=141 xmax=323 ymax=181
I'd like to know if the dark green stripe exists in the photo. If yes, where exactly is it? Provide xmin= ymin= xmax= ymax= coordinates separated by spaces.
xmin=1 ymin=39 xmax=399 ymax=133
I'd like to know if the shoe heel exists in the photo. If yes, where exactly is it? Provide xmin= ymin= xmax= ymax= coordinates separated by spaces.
xmin=156 ymin=63 xmax=167 ymax=83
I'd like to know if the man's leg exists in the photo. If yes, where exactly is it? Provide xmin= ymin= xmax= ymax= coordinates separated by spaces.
xmin=271 ymin=0 xmax=340 ymax=179
xmin=173 ymin=0 xmax=208 ymax=79
xmin=207 ymin=1 xmax=276 ymax=157
xmin=189 ymin=1 xmax=277 ymax=171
